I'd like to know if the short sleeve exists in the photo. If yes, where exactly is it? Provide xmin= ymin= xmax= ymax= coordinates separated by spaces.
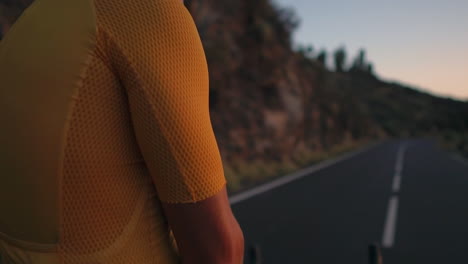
xmin=100 ymin=0 xmax=226 ymax=203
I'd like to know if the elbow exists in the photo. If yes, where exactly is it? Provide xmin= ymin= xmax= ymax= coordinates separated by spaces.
xmin=233 ymin=223 xmax=245 ymax=263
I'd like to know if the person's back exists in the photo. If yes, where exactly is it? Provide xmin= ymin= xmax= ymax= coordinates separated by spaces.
xmin=0 ymin=0 xmax=242 ymax=263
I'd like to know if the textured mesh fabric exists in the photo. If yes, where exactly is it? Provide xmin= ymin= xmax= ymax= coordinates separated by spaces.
xmin=0 ymin=0 xmax=226 ymax=262
xmin=94 ymin=0 xmax=226 ymax=204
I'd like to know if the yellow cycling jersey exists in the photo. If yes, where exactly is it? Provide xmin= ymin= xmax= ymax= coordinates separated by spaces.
xmin=0 ymin=0 xmax=226 ymax=262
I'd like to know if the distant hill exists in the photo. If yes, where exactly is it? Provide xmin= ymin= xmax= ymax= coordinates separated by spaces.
xmin=2 ymin=0 xmax=467 ymax=192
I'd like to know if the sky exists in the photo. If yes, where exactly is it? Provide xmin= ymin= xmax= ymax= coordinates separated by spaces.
xmin=273 ymin=0 xmax=468 ymax=101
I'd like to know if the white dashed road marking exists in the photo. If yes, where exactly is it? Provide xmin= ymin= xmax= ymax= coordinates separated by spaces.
xmin=382 ymin=143 xmax=407 ymax=248
xmin=382 ymin=195 xmax=400 ymax=248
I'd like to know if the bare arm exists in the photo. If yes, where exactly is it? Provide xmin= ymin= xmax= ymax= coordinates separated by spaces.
xmin=162 ymin=186 xmax=244 ymax=264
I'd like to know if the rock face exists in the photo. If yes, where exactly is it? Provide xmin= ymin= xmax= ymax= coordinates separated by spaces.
xmin=186 ymin=0 xmax=377 ymax=164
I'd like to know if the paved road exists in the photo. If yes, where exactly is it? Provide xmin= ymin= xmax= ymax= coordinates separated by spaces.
xmin=231 ymin=139 xmax=468 ymax=264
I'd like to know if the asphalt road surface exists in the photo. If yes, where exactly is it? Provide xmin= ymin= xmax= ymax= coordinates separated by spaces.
xmin=231 ymin=139 xmax=468 ymax=264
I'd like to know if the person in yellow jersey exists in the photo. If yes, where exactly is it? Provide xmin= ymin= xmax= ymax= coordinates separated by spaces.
xmin=0 ymin=0 xmax=244 ymax=262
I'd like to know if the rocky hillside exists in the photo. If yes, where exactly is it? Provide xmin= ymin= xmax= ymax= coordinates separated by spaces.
xmin=2 ymin=0 xmax=467 ymax=192
xmin=186 ymin=0 xmax=378 ymax=156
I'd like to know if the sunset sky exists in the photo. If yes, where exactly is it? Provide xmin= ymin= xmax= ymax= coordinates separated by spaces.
xmin=274 ymin=0 xmax=468 ymax=100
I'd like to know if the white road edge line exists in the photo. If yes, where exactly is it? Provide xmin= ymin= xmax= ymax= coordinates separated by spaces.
xmin=382 ymin=195 xmax=399 ymax=248
xmin=229 ymin=141 xmax=382 ymax=205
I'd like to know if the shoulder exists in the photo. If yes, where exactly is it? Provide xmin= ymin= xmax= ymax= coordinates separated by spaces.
xmin=93 ymin=0 xmax=190 ymax=34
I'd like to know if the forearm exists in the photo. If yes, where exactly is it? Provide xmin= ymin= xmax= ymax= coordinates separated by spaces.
xmin=162 ymin=188 xmax=244 ymax=264
xmin=179 ymin=217 xmax=244 ymax=264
